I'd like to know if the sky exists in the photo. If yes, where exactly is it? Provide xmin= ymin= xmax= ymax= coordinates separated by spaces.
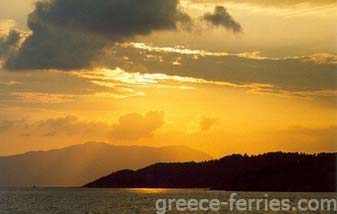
xmin=0 ymin=0 xmax=336 ymax=157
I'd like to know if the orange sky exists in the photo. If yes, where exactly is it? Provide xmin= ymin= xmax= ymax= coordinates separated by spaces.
xmin=0 ymin=0 xmax=336 ymax=157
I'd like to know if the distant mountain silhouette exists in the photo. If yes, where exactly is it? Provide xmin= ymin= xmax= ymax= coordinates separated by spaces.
xmin=84 ymin=152 xmax=337 ymax=192
xmin=0 ymin=142 xmax=211 ymax=187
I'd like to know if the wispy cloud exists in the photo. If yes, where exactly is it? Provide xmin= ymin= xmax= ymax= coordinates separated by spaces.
xmin=0 ymin=80 xmax=22 ymax=86
xmin=11 ymin=92 xmax=75 ymax=104
xmin=71 ymin=67 xmax=337 ymax=100
xmin=120 ymin=42 xmax=337 ymax=64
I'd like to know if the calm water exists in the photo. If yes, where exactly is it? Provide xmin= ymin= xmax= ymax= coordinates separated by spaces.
xmin=0 ymin=188 xmax=336 ymax=214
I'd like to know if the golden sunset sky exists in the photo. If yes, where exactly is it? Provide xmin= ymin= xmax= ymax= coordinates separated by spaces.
xmin=0 ymin=0 xmax=336 ymax=157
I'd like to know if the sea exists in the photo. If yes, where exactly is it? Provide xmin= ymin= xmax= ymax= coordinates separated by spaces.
xmin=0 ymin=188 xmax=336 ymax=214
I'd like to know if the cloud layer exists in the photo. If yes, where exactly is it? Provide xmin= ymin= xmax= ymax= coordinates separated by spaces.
xmin=5 ymin=0 xmax=190 ymax=70
xmin=105 ymin=43 xmax=337 ymax=96
xmin=111 ymin=111 xmax=165 ymax=140
xmin=0 ymin=112 xmax=165 ymax=142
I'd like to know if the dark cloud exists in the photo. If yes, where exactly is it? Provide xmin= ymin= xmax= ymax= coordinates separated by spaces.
xmin=0 ymin=30 xmax=20 ymax=59
xmin=204 ymin=6 xmax=242 ymax=33
xmin=5 ymin=0 xmax=190 ymax=70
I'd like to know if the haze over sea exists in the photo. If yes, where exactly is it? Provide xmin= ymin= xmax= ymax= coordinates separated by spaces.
xmin=0 ymin=188 xmax=335 ymax=214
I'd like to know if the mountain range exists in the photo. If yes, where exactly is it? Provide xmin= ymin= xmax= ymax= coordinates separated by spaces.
xmin=0 ymin=142 xmax=211 ymax=187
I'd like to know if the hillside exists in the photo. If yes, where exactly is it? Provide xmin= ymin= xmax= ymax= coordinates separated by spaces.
xmin=0 ymin=142 xmax=211 ymax=187
xmin=84 ymin=152 xmax=337 ymax=192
